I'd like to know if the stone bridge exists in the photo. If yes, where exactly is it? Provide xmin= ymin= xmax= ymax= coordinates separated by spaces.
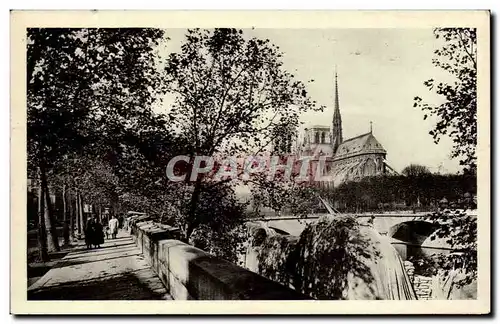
xmin=249 ymin=212 xmax=477 ymax=260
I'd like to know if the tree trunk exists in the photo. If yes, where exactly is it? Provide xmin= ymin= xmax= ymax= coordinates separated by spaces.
xmin=36 ymin=174 xmax=50 ymax=262
xmin=68 ymin=188 xmax=74 ymax=240
xmin=43 ymin=187 xmax=59 ymax=252
xmin=79 ymin=193 xmax=85 ymax=234
xmin=159 ymin=210 xmax=165 ymax=224
xmin=185 ymin=180 xmax=203 ymax=241
xmin=41 ymin=166 xmax=60 ymax=252
xmin=76 ymin=190 xmax=82 ymax=236
xmin=110 ymin=194 xmax=119 ymax=221
xmin=62 ymin=184 xmax=70 ymax=246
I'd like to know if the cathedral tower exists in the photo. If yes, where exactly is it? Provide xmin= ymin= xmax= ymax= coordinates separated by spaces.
xmin=331 ymin=71 xmax=343 ymax=153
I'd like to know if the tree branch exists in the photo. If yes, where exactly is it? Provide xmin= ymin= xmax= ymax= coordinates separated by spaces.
xmin=455 ymin=29 xmax=477 ymax=69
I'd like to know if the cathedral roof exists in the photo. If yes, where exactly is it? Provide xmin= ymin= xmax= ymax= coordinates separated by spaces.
xmin=302 ymin=143 xmax=334 ymax=157
xmin=334 ymin=132 xmax=386 ymax=160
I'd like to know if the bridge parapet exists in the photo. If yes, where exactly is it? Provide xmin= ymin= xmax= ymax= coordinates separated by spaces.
xmin=128 ymin=216 xmax=311 ymax=300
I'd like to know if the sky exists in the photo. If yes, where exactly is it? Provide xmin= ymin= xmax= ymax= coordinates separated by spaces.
xmin=158 ymin=28 xmax=462 ymax=174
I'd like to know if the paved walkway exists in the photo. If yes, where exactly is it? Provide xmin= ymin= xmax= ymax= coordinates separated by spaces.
xmin=28 ymin=230 xmax=172 ymax=300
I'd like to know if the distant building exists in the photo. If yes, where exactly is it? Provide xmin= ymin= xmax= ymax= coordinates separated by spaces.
xmin=296 ymin=72 xmax=396 ymax=187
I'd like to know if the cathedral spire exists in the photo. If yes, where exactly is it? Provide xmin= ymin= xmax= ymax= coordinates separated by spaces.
xmin=332 ymin=68 xmax=343 ymax=153
xmin=334 ymin=67 xmax=340 ymax=113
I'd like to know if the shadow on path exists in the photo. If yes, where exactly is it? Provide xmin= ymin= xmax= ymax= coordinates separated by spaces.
xmin=28 ymin=270 xmax=167 ymax=300
xmin=27 ymin=230 xmax=172 ymax=300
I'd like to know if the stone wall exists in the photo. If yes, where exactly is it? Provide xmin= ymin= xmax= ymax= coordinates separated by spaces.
xmin=403 ymin=260 xmax=433 ymax=300
xmin=413 ymin=275 xmax=433 ymax=300
xmin=127 ymin=215 xmax=311 ymax=300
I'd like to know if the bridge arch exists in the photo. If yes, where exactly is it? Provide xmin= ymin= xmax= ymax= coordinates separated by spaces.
xmin=388 ymin=220 xmax=438 ymax=245
xmin=387 ymin=220 xmax=450 ymax=260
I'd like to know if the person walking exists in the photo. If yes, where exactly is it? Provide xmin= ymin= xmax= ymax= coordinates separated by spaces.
xmin=84 ymin=218 xmax=95 ymax=250
xmin=108 ymin=215 xmax=119 ymax=239
xmin=93 ymin=218 xmax=105 ymax=248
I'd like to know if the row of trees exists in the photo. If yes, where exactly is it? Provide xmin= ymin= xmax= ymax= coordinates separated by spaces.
xmin=27 ymin=28 xmax=323 ymax=262
xmin=320 ymin=170 xmax=477 ymax=213
xmin=28 ymin=28 xmax=177 ymax=261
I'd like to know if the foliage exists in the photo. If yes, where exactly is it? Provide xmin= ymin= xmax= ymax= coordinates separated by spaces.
xmin=249 ymin=167 xmax=321 ymax=217
xmin=190 ymin=223 xmax=250 ymax=266
xmin=413 ymin=28 xmax=477 ymax=172
xmin=416 ymin=209 xmax=477 ymax=286
xmin=321 ymin=173 xmax=476 ymax=213
xmin=254 ymin=215 xmax=383 ymax=299
xmin=28 ymin=27 xmax=167 ymax=180
xmin=256 ymin=234 xmax=299 ymax=287
xmin=28 ymin=27 xmax=326 ymax=257
xmin=401 ymin=164 xmax=431 ymax=177
xmin=246 ymin=149 xmax=334 ymax=218
xmin=187 ymin=184 xmax=250 ymax=264
xmin=27 ymin=28 xmax=168 ymax=256
xmin=293 ymin=216 xmax=380 ymax=299
xmin=164 ymin=28 xmax=322 ymax=156
xmin=407 ymin=254 xmax=440 ymax=278
xmin=28 ymin=28 xmax=90 ymax=172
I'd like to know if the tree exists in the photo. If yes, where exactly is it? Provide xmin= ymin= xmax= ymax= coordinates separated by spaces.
xmin=188 ymin=183 xmax=249 ymax=264
xmin=35 ymin=178 xmax=49 ymax=261
xmin=27 ymin=28 xmax=89 ymax=253
xmin=248 ymin=153 xmax=323 ymax=218
xmin=163 ymin=28 xmax=323 ymax=239
xmin=412 ymin=29 xmax=478 ymax=288
xmin=401 ymin=164 xmax=431 ymax=177
xmin=401 ymin=164 xmax=432 ymax=208
xmin=413 ymin=28 xmax=477 ymax=172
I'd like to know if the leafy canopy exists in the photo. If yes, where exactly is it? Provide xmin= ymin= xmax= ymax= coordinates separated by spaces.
xmin=414 ymin=28 xmax=477 ymax=172
xmin=164 ymin=28 xmax=323 ymax=158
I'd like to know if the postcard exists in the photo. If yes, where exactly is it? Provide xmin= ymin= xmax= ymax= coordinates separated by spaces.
xmin=10 ymin=10 xmax=490 ymax=315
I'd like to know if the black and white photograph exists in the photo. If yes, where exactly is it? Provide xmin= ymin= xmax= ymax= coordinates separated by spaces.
xmin=10 ymin=10 xmax=490 ymax=314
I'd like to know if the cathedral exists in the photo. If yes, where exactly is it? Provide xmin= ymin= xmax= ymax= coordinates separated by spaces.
xmin=294 ymin=73 xmax=395 ymax=187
